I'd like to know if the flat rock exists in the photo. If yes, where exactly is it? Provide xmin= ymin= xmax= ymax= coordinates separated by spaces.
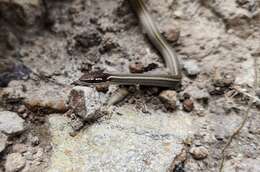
xmin=223 ymin=158 xmax=260 ymax=172
xmin=5 ymin=153 xmax=26 ymax=172
xmin=0 ymin=111 xmax=25 ymax=135
xmin=1 ymin=80 xmax=70 ymax=113
xmin=47 ymin=106 xmax=198 ymax=172
xmin=0 ymin=132 xmax=8 ymax=153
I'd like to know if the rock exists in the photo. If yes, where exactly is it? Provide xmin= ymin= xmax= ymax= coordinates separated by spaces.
xmin=208 ymin=71 xmax=235 ymax=95
xmin=13 ymin=144 xmax=28 ymax=153
xmin=0 ymin=58 xmax=31 ymax=87
xmin=99 ymin=33 xmax=119 ymax=53
xmin=183 ymin=99 xmax=194 ymax=112
xmin=223 ymin=158 xmax=260 ymax=172
xmin=159 ymin=90 xmax=177 ymax=111
xmin=95 ymin=84 xmax=109 ymax=93
xmin=47 ymin=107 xmax=198 ymax=171
xmin=69 ymin=117 xmax=84 ymax=131
xmin=162 ymin=26 xmax=180 ymax=43
xmin=74 ymin=30 xmax=102 ymax=50
xmin=129 ymin=62 xmax=145 ymax=73
xmin=0 ymin=111 xmax=25 ymax=135
xmin=0 ymin=132 xmax=8 ymax=153
xmin=189 ymin=146 xmax=209 ymax=160
xmin=107 ymin=87 xmax=129 ymax=106
xmin=183 ymin=60 xmax=201 ymax=77
xmin=67 ymin=86 xmax=107 ymax=121
xmin=212 ymin=71 xmax=235 ymax=88
xmin=5 ymin=153 xmax=26 ymax=172
xmin=1 ymin=80 xmax=70 ymax=113
xmin=188 ymin=88 xmax=209 ymax=103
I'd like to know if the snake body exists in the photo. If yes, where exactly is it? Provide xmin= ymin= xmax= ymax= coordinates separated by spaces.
xmin=74 ymin=0 xmax=182 ymax=88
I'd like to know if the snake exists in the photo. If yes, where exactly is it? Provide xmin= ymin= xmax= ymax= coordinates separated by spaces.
xmin=73 ymin=0 xmax=182 ymax=88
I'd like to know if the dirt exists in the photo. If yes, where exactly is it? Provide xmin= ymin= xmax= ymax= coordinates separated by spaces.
xmin=0 ymin=0 xmax=260 ymax=171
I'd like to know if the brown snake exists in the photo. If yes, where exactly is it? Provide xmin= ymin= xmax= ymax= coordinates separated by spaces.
xmin=73 ymin=0 xmax=182 ymax=88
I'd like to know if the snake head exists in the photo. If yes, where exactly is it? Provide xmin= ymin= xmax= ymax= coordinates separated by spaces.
xmin=72 ymin=71 xmax=110 ymax=86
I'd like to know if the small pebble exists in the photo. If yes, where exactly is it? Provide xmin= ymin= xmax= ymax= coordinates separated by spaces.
xmin=174 ymin=10 xmax=183 ymax=18
xmin=107 ymin=87 xmax=129 ymax=106
xmin=189 ymin=146 xmax=209 ymax=160
xmin=183 ymin=60 xmax=200 ymax=77
xmin=212 ymin=71 xmax=235 ymax=87
xmin=183 ymin=99 xmax=194 ymax=112
xmin=129 ymin=62 xmax=144 ymax=73
xmin=99 ymin=33 xmax=119 ymax=53
xmin=70 ymin=117 xmax=84 ymax=131
xmin=5 ymin=153 xmax=26 ymax=172
xmin=95 ymin=84 xmax=109 ymax=93
xmin=163 ymin=27 xmax=180 ymax=43
xmin=159 ymin=90 xmax=177 ymax=111
xmin=0 ymin=111 xmax=25 ymax=136
xmin=74 ymin=30 xmax=102 ymax=49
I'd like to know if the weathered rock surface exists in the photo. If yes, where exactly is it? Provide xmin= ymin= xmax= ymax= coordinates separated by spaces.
xmin=0 ymin=132 xmax=7 ymax=153
xmin=223 ymin=158 xmax=260 ymax=172
xmin=0 ymin=111 xmax=25 ymax=135
xmin=1 ymin=80 xmax=70 ymax=113
xmin=159 ymin=90 xmax=178 ymax=111
xmin=189 ymin=146 xmax=209 ymax=160
xmin=5 ymin=153 xmax=26 ymax=172
xmin=47 ymin=107 xmax=198 ymax=172
xmin=67 ymin=86 xmax=107 ymax=121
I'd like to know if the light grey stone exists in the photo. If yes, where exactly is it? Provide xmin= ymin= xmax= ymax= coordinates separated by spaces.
xmin=183 ymin=60 xmax=201 ymax=76
xmin=47 ymin=107 xmax=198 ymax=172
xmin=0 ymin=111 xmax=25 ymax=135
xmin=5 ymin=153 xmax=26 ymax=172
